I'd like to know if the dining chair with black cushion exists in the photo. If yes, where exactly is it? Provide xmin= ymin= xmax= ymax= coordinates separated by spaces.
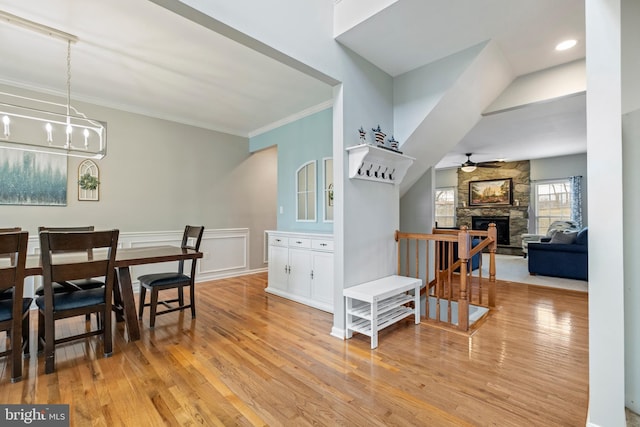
xmin=36 ymin=229 xmax=119 ymax=374
xmin=0 ymin=230 xmax=31 ymax=382
xmin=138 ymin=225 xmax=204 ymax=328
xmin=0 ymin=227 xmax=22 ymax=303
xmin=37 ymin=227 xmax=105 ymax=323
xmin=36 ymin=226 xmax=105 ymax=294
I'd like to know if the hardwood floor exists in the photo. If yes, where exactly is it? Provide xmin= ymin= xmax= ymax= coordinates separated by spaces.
xmin=0 ymin=273 xmax=588 ymax=426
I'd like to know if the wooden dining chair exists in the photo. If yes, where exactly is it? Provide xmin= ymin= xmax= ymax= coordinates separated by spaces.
xmin=0 ymin=227 xmax=22 ymax=302
xmin=138 ymin=225 xmax=204 ymax=328
xmin=0 ymin=230 xmax=31 ymax=382
xmin=37 ymin=226 xmax=106 ymax=323
xmin=36 ymin=229 xmax=119 ymax=374
xmin=36 ymin=226 xmax=105 ymax=294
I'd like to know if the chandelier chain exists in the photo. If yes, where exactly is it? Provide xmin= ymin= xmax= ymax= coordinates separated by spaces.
xmin=66 ymin=40 xmax=71 ymax=116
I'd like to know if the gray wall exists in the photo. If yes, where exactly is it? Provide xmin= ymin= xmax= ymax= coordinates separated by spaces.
xmin=400 ymin=167 xmax=434 ymax=233
xmin=0 ymin=84 xmax=276 ymax=270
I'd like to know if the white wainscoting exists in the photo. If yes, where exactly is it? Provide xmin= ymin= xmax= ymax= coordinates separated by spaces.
xmin=24 ymin=228 xmax=252 ymax=297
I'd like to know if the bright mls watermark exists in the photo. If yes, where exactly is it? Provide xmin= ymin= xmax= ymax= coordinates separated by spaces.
xmin=0 ymin=405 xmax=69 ymax=426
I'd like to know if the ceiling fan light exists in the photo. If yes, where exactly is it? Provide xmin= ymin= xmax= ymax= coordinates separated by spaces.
xmin=461 ymin=165 xmax=476 ymax=173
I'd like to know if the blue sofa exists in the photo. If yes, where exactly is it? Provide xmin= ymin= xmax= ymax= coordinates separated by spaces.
xmin=527 ymin=227 xmax=588 ymax=281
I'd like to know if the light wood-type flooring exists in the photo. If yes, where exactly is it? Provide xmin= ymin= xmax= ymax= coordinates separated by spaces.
xmin=0 ymin=273 xmax=588 ymax=426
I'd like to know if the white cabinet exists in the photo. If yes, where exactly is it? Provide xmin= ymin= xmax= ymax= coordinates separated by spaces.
xmin=266 ymin=231 xmax=333 ymax=313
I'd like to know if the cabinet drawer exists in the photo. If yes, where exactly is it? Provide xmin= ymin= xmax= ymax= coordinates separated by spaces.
xmin=288 ymin=238 xmax=311 ymax=248
xmin=269 ymin=235 xmax=288 ymax=247
xmin=312 ymin=239 xmax=334 ymax=251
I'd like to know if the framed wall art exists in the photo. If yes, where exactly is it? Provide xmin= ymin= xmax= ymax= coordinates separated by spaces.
xmin=78 ymin=159 xmax=100 ymax=201
xmin=0 ymin=147 xmax=67 ymax=206
xmin=469 ymin=178 xmax=512 ymax=206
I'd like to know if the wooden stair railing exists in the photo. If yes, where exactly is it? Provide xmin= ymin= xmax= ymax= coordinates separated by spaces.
xmin=395 ymin=224 xmax=497 ymax=332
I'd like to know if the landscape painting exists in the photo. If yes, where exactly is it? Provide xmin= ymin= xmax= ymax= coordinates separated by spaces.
xmin=469 ymin=178 xmax=512 ymax=206
xmin=0 ymin=147 xmax=67 ymax=206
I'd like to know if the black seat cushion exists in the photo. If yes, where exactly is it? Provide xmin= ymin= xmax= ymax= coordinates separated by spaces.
xmin=138 ymin=273 xmax=190 ymax=288
xmin=0 ymin=298 xmax=33 ymax=322
xmin=35 ymin=288 xmax=104 ymax=312
xmin=0 ymin=289 xmax=14 ymax=301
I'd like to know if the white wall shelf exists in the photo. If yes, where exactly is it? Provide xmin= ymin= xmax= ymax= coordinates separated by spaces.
xmin=346 ymin=144 xmax=415 ymax=185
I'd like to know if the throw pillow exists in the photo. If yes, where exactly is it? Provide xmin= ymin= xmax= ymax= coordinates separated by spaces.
xmin=550 ymin=230 xmax=578 ymax=244
xmin=546 ymin=229 xmax=560 ymax=239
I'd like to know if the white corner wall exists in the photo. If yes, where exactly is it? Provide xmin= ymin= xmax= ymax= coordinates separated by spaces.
xmin=622 ymin=0 xmax=640 ymax=415
xmin=586 ymin=0 xmax=626 ymax=425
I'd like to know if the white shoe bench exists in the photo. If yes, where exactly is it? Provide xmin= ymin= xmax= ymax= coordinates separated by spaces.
xmin=344 ymin=275 xmax=421 ymax=349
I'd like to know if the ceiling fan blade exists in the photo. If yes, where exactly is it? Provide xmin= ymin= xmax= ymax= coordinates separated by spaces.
xmin=477 ymin=163 xmax=502 ymax=168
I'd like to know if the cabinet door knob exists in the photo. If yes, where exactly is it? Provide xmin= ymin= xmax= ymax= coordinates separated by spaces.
xmin=311 ymin=270 xmax=314 ymax=279
xmin=320 ymin=243 xmax=327 ymax=247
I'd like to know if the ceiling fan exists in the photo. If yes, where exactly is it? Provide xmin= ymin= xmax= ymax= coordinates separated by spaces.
xmin=460 ymin=153 xmax=502 ymax=172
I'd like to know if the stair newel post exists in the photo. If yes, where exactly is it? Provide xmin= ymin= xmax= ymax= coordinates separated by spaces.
xmin=487 ymin=223 xmax=498 ymax=307
xmin=457 ymin=226 xmax=470 ymax=331
xmin=435 ymin=240 xmax=441 ymax=322
xmin=395 ymin=230 xmax=400 ymax=275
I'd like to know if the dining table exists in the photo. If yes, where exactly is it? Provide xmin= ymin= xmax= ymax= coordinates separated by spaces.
xmin=25 ymin=245 xmax=203 ymax=342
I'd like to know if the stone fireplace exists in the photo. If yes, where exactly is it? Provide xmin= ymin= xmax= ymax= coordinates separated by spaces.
xmin=456 ymin=160 xmax=530 ymax=255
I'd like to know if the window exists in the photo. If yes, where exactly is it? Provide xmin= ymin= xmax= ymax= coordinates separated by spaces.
xmin=534 ymin=179 xmax=572 ymax=233
xmin=296 ymin=161 xmax=316 ymax=222
xmin=435 ymin=187 xmax=456 ymax=227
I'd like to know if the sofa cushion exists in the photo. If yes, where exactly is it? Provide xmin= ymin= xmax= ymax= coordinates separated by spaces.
xmin=575 ymin=228 xmax=588 ymax=245
xmin=550 ymin=230 xmax=578 ymax=244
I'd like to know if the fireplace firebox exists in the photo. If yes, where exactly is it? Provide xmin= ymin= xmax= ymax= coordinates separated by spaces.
xmin=472 ymin=216 xmax=510 ymax=245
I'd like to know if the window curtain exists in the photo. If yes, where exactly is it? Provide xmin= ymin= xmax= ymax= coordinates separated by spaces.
xmin=570 ymin=175 xmax=583 ymax=227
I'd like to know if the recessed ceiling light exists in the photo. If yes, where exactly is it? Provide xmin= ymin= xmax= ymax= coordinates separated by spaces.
xmin=556 ymin=39 xmax=577 ymax=51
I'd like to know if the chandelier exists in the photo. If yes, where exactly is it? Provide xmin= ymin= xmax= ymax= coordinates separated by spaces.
xmin=0 ymin=10 xmax=107 ymax=159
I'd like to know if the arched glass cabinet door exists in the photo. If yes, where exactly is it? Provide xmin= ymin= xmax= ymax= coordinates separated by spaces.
xmin=296 ymin=161 xmax=316 ymax=222
xmin=323 ymin=158 xmax=333 ymax=222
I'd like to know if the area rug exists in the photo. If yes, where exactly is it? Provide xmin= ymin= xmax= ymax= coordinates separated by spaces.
xmin=482 ymin=253 xmax=588 ymax=292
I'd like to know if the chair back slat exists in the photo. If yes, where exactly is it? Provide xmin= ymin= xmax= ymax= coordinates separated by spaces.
xmin=0 ymin=232 xmax=23 ymax=254
xmin=39 ymin=226 xmax=95 ymax=256
xmin=51 ymin=261 xmax=111 ymax=283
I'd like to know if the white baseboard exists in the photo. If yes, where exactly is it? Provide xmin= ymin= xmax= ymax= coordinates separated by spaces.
xmin=331 ymin=327 xmax=345 ymax=340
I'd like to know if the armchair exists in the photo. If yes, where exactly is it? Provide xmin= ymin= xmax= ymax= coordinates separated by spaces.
xmin=521 ymin=220 xmax=580 ymax=258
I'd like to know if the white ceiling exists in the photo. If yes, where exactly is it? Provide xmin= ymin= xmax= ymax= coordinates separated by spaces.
xmin=335 ymin=0 xmax=586 ymax=169
xmin=0 ymin=0 xmax=333 ymax=137
xmin=0 ymin=0 xmax=586 ymax=166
